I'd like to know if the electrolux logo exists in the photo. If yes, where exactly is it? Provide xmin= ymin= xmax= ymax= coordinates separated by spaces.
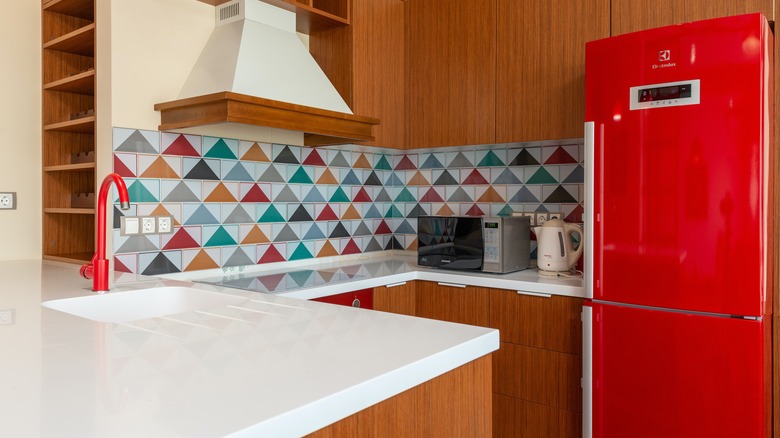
xmin=652 ymin=49 xmax=676 ymax=69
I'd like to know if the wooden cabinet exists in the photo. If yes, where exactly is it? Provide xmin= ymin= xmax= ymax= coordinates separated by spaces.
xmin=311 ymin=288 xmax=373 ymax=309
xmin=405 ymin=0 xmax=497 ymax=148
xmin=373 ymin=281 xmax=416 ymax=316
xmin=42 ymin=0 xmax=97 ymax=264
xmin=310 ymin=0 xmax=406 ymax=148
xmin=495 ymin=0 xmax=609 ymax=143
xmin=611 ymin=0 xmax=774 ymax=35
xmin=415 ymin=281 xmax=490 ymax=327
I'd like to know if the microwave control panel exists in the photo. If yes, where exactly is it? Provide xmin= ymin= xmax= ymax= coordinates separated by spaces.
xmin=483 ymin=221 xmax=501 ymax=263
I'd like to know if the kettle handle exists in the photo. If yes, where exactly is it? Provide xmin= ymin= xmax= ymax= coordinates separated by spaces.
xmin=564 ymin=223 xmax=584 ymax=269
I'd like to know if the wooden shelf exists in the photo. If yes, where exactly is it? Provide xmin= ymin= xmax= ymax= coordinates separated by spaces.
xmin=43 ymin=23 xmax=95 ymax=56
xmin=43 ymin=162 xmax=96 ymax=172
xmin=197 ymin=0 xmax=349 ymax=33
xmin=43 ymin=253 xmax=93 ymax=264
xmin=44 ymin=116 xmax=95 ymax=133
xmin=43 ymin=69 xmax=95 ymax=95
xmin=44 ymin=207 xmax=96 ymax=215
xmin=43 ymin=0 xmax=94 ymax=20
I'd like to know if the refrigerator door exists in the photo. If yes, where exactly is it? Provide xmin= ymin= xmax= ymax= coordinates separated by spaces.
xmin=591 ymin=302 xmax=767 ymax=437
xmin=585 ymin=14 xmax=771 ymax=316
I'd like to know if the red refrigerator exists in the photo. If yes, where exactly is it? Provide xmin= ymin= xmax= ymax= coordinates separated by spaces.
xmin=583 ymin=14 xmax=773 ymax=437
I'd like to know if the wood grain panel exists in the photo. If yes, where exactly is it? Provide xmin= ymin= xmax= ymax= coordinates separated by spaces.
xmin=774 ymin=314 xmax=778 ymax=438
xmin=493 ymin=393 xmax=580 ymax=438
xmin=489 ymin=289 xmax=583 ymax=354
xmin=42 ymin=213 xmax=94 ymax=257
xmin=774 ymin=21 xmax=779 ymax=438
xmin=373 ymin=281 xmax=416 ymax=315
xmin=405 ymin=0 xmax=496 ymax=148
xmin=493 ymin=341 xmax=581 ymax=413
xmin=611 ymin=0 xmax=773 ymax=35
xmin=495 ymin=0 xmax=609 ymax=142
xmin=415 ymin=281 xmax=490 ymax=327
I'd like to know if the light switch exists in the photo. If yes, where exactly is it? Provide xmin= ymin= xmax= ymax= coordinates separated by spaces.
xmin=121 ymin=217 xmax=140 ymax=235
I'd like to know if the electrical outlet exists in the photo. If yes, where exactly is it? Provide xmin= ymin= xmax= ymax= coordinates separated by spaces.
xmin=157 ymin=216 xmax=173 ymax=234
xmin=0 ymin=192 xmax=16 ymax=210
xmin=548 ymin=212 xmax=561 ymax=221
xmin=0 ymin=309 xmax=15 ymax=325
xmin=525 ymin=212 xmax=536 ymax=226
xmin=141 ymin=217 xmax=156 ymax=234
xmin=536 ymin=213 xmax=549 ymax=225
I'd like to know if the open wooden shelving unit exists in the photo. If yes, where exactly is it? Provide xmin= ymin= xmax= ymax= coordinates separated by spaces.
xmin=42 ymin=0 xmax=97 ymax=264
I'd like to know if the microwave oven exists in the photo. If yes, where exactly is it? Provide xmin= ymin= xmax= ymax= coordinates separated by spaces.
xmin=417 ymin=216 xmax=530 ymax=274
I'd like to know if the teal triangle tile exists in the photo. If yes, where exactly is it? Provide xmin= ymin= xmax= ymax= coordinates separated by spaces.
xmin=258 ymin=164 xmax=285 ymax=183
xmin=289 ymin=243 xmax=313 ymax=261
xmin=274 ymin=185 xmax=300 ymax=202
xmin=302 ymin=223 xmax=326 ymax=240
xmin=184 ymin=159 xmax=220 ymax=180
xmin=141 ymin=252 xmax=181 ymax=276
xmin=289 ymin=166 xmax=314 ymax=184
xmin=395 ymin=188 xmax=416 ymax=203
xmin=329 ymin=222 xmax=350 ymax=238
xmin=289 ymin=205 xmax=314 ymax=222
xmin=223 ymin=161 xmax=254 ymax=181
xmin=385 ymin=205 xmax=404 ymax=218
xmin=329 ymin=151 xmax=350 ymax=167
xmin=433 ymin=170 xmax=459 ymax=185
xmin=302 ymin=186 xmax=326 ymax=202
xmin=184 ymin=204 xmax=220 ymax=225
xmin=420 ymin=153 xmax=444 ymax=169
xmin=508 ymin=149 xmax=540 ymax=166
xmin=509 ymin=186 xmax=540 ymax=203
xmin=224 ymin=205 xmax=254 ymax=224
xmin=544 ymin=185 xmax=578 ymax=203
xmin=497 ymin=204 xmax=514 ymax=216
xmin=374 ymin=156 xmax=392 ymax=170
xmin=205 ymin=226 xmax=237 ymax=247
xmin=386 ymin=236 xmax=403 ymax=250
xmin=477 ymin=150 xmax=505 ymax=167
xmin=364 ymin=237 xmax=383 ymax=253
xmin=374 ymin=188 xmax=392 ymax=202
xmin=408 ymin=203 xmax=428 ymax=218
xmin=329 ymin=187 xmax=350 ymax=203
xmin=273 ymin=146 xmax=300 ymax=164
xmin=364 ymin=204 xmax=383 ymax=219
xmin=341 ymin=169 xmax=362 ymax=185
xmin=526 ymin=167 xmax=558 ymax=184
xmin=127 ymin=180 xmax=159 ymax=203
xmin=258 ymin=204 xmax=285 ymax=223
xmin=274 ymin=224 xmax=300 ymax=242
xmin=162 ymin=181 xmax=200 ymax=202
xmin=395 ymin=220 xmax=415 ymax=234
xmin=204 ymin=138 xmax=238 ymax=159
xmin=288 ymin=269 xmax=313 ymax=286
xmin=447 ymin=187 xmax=474 ymax=202
xmin=223 ymin=247 xmax=255 ymax=267
xmin=385 ymin=173 xmax=404 ymax=187
xmin=364 ymin=171 xmax=382 ymax=186
xmin=353 ymin=221 xmax=372 ymax=236
xmin=493 ymin=168 xmax=523 ymax=184
xmin=116 ymin=236 xmax=160 ymax=253
xmin=449 ymin=152 xmax=474 ymax=167
xmin=562 ymin=165 xmax=585 ymax=183
xmin=115 ymin=130 xmax=158 ymax=154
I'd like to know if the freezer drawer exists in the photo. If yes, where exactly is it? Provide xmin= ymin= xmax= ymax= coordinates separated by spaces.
xmin=588 ymin=301 xmax=768 ymax=438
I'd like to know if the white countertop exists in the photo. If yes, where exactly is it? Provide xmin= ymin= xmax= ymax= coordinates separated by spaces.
xmin=0 ymin=258 xmax=501 ymax=437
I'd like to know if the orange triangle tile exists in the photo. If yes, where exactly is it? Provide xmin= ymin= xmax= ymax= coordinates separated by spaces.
xmin=240 ymin=143 xmax=270 ymax=162
xmin=407 ymin=238 xmax=418 ymax=251
xmin=204 ymin=183 xmax=238 ymax=202
xmin=316 ymin=168 xmax=339 ymax=185
xmin=241 ymin=225 xmax=270 ymax=244
xmin=317 ymin=241 xmax=339 ymax=258
xmin=477 ymin=186 xmax=505 ymax=203
xmin=407 ymin=171 xmax=430 ymax=186
xmin=140 ymin=156 xmax=179 ymax=179
xmin=341 ymin=204 xmax=362 ymax=220
xmin=353 ymin=153 xmax=372 ymax=169
xmin=185 ymin=250 xmax=220 ymax=271
xmin=436 ymin=204 xmax=455 ymax=215
xmin=149 ymin=204 xmax=180 ymax=226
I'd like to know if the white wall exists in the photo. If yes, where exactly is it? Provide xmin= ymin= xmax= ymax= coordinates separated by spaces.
xmin=0 ymin=3 xmax=42 ymax=260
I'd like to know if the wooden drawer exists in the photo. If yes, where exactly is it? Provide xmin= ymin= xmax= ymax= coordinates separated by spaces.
xmin=416 ymin=281 xmax=490 ymax=327
xmin=493 ymin=393 xmax=581 ymax=438
xmin=373 ymin=281 xmax=416 ymax=316
xmin=489 ymin=288 xmax=583 ymax=354
xmin=493 ymin=341 xmax=581 ymax=413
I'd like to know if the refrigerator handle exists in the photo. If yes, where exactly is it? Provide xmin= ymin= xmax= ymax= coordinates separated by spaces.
xmin=582 ymin=304 xmax=593 ymax=438
xmin=584 ymin=121 xmax=595 ymax=299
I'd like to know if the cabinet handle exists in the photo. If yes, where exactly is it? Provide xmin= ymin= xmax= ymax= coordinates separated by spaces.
xmin=516 ymin=290 xmax=552 ymax=298
xmin=385 ymin=281 xmax=407 ymax=288
xmin=437 ymin=282 xmax=466 ymax=288
xmin=351 ymin=298 xmax=361 ymax=308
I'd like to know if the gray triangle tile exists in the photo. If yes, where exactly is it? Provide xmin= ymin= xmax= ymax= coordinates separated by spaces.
xmin=302 ymin=186 xmax=327 ymax=202
xmin=224 ymin=205 xmax=254 ymax=223
xmin=364 ymin=204 xmax=383 ymax=219
xmin=395 ymin=220 xmax=416 ymax=234
xmin=274 ymin=185 xmax=300 ymax=202
xmin=447 ymin=187 xmax=474 ymax=202
xmin=374 ymin=188 xmax=392 ymax=202
xmin=258 ymin=164 xmax=286 ymax=183
xmin=274 ymin=224 xmax=300 ymax=242
xmin=115 ymin=129 xmax=159 ymax=154
xmin=509 ymin=186 xmax=540 ymax=203
xmin=353 ymin=221 xmax=372 ymax=236
xmin=302 ymin=223 xmax=326 ymax=240
xmin=562 ymin=165 xmax=585 ymax=183
xmin=447 ymin=151 xmax=475 ymax=167
xmin=329 ymin=151 xmax=350 ymax=167
xmin=223 ymin=247 xmax=256 ymax=267
xmin=364 ymin=237 xmax=383 ymax=253
xmin=223 ymin=161 xmax=255 ymax=181
xmin=162 ymin=181 xmax=201 ymax=202
xmin=184 ymin=204 xmax=220 ymax=225
xmin=492 ymin=168 xmax=523 ymax=184
xmin=117 ymin=236 xmax=160 ymax=253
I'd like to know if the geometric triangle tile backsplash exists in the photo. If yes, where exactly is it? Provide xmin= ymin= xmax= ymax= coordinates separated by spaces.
xmin=113 ymin=127 xmax=584 ymax=274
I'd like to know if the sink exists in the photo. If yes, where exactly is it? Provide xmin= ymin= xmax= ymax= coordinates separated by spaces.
xmin=42 ymin=286 xmax=247 ymax=323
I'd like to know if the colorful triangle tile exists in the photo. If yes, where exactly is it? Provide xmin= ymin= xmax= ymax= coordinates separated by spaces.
xmin=341 ymin=204 xmax=362 ymax=220
xmin=163 ymin=228 xmax=200 ymax=250
xmin=447 ymin=187 xmax=474 ymax=202
xmin=184 ymin=159 xmax=220 ymax=180
xmin=149 ymin=204 xmax=179 ymax=225
xmin=204 ymin=138 xmax=238 ymax=159
xmin=140 ymin=156 xmax=179 ymax=179
xmin=395 ymin=220 xmax=415 ymax=234
xmin=116 ymin=130 xmax=157 ymax=154
xmin=258 ymin=165 xmax=285 ymax=183
xmin=316 ymin=168 xmax=339 ymax=185
xmin=341 ymin=170 xmax=362 ymax=185
xmin=526 ymin=167 xmax=558 ymax=184
xmin=477 ymin=186 xmax=505 ymax=203
xmin=185 ymin=249 xmax=220 ymax=271
xmin=420 ymin=154 xmax=444 ymax=169
xmin=274 ymin=224 xmax=300 ymax=242
xmin=204 ymin=226 xmax=237 ymax=246
xmin=477 ymin=150 xmax=506 ymax=166
xmin=436 ymin=204 xmax=455 ymax=216
xmin=317 ymin=241 xmax=339 ymax=258
xmin=258 ymin=205 xmax=285 ymax=223
xmin=407 ymin=171 xmax=430 ymax=186
xmin=163 ymin=181 xmax=200 ymax=202
xmin=493 ymin=168 xmax=522 ymax=184
xmin=258 ymin=245 xmax=286 ymax=264
xmin=449 ymin=152 xmax=474 ymax=167
xmin=113 ymin=154 xmax=136 ymax=177
xmin=127 ymin=180 xmax=159 ymax=203
xmin=289 ymin=243 xmax=313 ymax=260
xmin=329 ymin=222 xmax=350 ymax=238
xmin=329 ymin=151 xmax=350 ymax=167
xmin=241 ymin=184 xmax=270 ymax=202
xmin=184 ymin=204 xmax=220 ymax=225
xmin=433 ymin=170 xmax=458 ymax=185
xmin=364 ymin=171 xmax=382 ymax=186
xmin=544 ymin=185 xmax=578 ymax=203
xmin=330 ymin=187 xmax=351 ymax=203
xmin=395 ymin=188 xmax=416 ymax=202
xmin=289 ymin=205 xmax=314 ymax=222
xmin=224 ymin=205 xmax=254 ymax=223
xmin=141 ymin=252 xmax=181 ymax=275
xmin=274 ymin=146 xmax=300 ymax=164
xmin=289 ymin=166 xmax=314 ymax=184
xmin=420 ymin=188 xmax=444 ymax=202
xmin=204 ymin=183 xmax=238 ymax=202
xmin=241 ymin=225 xmax=270 ymax=244
xmin=463 ymin=169 xmax=489 ymax=184
xmin=316 ymin=205 xmax=339 ymax=221
xmin=374 ymin=156 xmax=392 ymax=170
xmin=302 ymin=149 xmax=326 ymax=166
xmin=223 ymin=247 xmax=255 ymax=267
xmin=302 ymin=187 xmax=326 ymax=202
xmin=353 ymin=187 xmax=372 ymax=202
xmin=509 ymin=186 xmax=540 ymax=203
xmin=563 ymin=165 xmax=584 ymax=183
xmin=565 ymin=205 xmax=584 ymax=223
xmin=302 ymin=223 xmax=326 ymax=240
xmin=223 ymin=162 xmax=254 ymax=181
xmin=497 ymin=204 xmax=514 ymax=216
xmin=407 ymin=204 xmax=428 ymax=218
xmin=509 ymin=149 xmax=540 ymax=166
xmin=375 ymin=220 xmax=392 ymax=235
xmin=364 ymin=204 xmax=382 ymax=219
xmin=164 ymin=134 xmax=200 ymax=157
xmin=385 ymin=205 xmax=404 ymax=218
xmin=274 ymin=185 xmax=300 ymax=202
xmin=353 ymin=153 xmax=372 ymax=169
xmin=465 ymin=204 xmax=485 ymax=216
xmin=394 ymin=155 xmax=417 ymax=170
xmin=341 ymin=239 xmax=361 ymax=255
xmin=544 ymin=146 xmax=578 ymax=164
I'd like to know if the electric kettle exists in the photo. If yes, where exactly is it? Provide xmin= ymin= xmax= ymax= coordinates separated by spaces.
xmin=534 ymin=219 xmax=583 ymax=275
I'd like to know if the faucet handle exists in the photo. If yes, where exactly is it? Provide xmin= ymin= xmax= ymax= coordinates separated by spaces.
xmin=80 ymin=263 xmax=94 ymax=279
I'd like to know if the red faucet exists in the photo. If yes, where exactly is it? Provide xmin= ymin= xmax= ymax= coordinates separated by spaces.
xmin=80 ymin=173 xmax=131 ymax=292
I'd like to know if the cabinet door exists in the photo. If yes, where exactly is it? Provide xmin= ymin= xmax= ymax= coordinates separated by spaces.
xmin=373 ymin=281 xmax=416 ymax=316
xmin=415 ymin=281 xmax=490 ymax=327
xmin=611 ymin=0 xmax=774 ymax=35
xmin=495 ymin=0 xmax=609 ymax=143
xmin=311 ymin=288 xmax=374 ymax=309
xmin=406 ymin=0 xmax=496 ymax=148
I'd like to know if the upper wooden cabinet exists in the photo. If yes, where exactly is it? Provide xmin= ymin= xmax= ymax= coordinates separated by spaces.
xmin=611 ymin=0 xmax=774 ymax=35
xmin=405 ymin=0 xmax=497 ymax=148
xmin=495 ymin=0 xmax=610 ymax=143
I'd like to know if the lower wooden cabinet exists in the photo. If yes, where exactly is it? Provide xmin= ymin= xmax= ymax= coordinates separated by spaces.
xmin=373 ymin=281 xmax=416 ymax=316
xmin=493 ymin=393 xmax=581 ymax=438
xmin=415 ymin=280 xmax=490 ymax=327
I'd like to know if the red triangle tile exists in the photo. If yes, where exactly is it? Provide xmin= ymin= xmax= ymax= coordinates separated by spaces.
xmin=544 ymin=146 xmax=578 ymax=164
xmin=113 ymin=155 xmax=135 ymax=177
xmin=353 ymin=187 xmax=372 ymax=202
xmin=316 ymin=205 xmax=339 ymax=221
xmin=302 ymin=150 xmax=326 ymax=166
xmin=113 ymin=257 xmax=132 ymax=273
xmin=375 ymin=220 xmax=392 ymax=235
xmin=565 ymin=205 xmax=584 ymax=223
xmin=241 ymin=184 xmax=271 ymax=202
xmin=341 ymin=239 xmax=361 ymax=255
xmin=164 ymin=134 xmax=200 ymax=156
xmin=394 ymin=155 xmax=417 ymax=170
xmin=420 ymin=188 xmax=444 ymax=202
xmin=463 ymin=169 xmax=489 ymax=184
xmin=163 ymin=228 xmax=199 ymax=250
xmin=258 ymin=245 xmax=285 ymax=264
xmin=465 ymin=204 xmax=485 ymax=216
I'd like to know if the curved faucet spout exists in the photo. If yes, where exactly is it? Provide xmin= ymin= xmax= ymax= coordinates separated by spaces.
xmin=80 ymin=173 xmax=131 ymax=292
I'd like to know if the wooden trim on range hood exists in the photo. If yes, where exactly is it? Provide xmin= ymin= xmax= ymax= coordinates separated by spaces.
xmin=154 ymin=92 xmax=379 ymax=147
